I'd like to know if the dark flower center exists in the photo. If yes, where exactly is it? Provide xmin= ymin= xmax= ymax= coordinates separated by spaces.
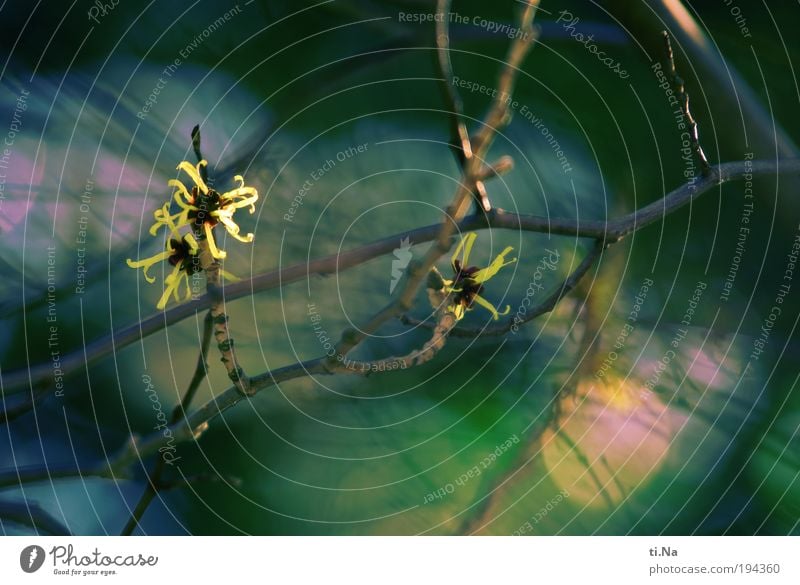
xmin=168 ymin=238 xmax=202 ymax=275
xmin=451 ymin=259 xmax=483 ymax=307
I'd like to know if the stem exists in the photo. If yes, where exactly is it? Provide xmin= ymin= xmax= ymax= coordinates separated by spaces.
xmin=119 ymin=311 xmax=213 ymax=536
xmin=120 ymin=128 xmax=220 ymax=536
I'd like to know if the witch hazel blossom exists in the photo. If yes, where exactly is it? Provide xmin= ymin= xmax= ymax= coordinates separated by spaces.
xmin=442 ymin=232 xmax=517 ymax=320
xmin=127 ymin=159 xmax=259 ymax=309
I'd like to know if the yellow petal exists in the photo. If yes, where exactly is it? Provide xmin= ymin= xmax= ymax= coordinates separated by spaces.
xmin=472 ymin=246 xmax=516 ymax=283
xmin=168 ymin=179 xmax=195 ymax=209
xmin=204 ymin=221 xmax=226 ymax=259
xmin=471 ymin=293 xmax=511 ymax=320
xmin=220 ymin=176 xmax=259 ymax=213
xmin=183 ymin=232 xmax=199 ymax=253
xmin=127 ymin=249 xmax=173 ymax=284
xmin=450 ymin=232 xmax=477 ymax=271
xmin=176 ymin=160 xmax=209 ymax=194
xmin=156 ymin=264 xmax=184 ymax=310
xmin=149 ymin=202 xmax=189 ymax=240
xmin=215 ymin=211 xmax=254 ymax=243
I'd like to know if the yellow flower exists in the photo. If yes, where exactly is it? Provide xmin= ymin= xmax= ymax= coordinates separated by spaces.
xmin=165 ymin=160 xmax=259 ymax=260
xmin=442 ymin=232 xmax=516 ymax=320
xmin=127 ymin=159 xmax=257 ymax=309
xmin=127 ymin=235 xmax=200 ymax=310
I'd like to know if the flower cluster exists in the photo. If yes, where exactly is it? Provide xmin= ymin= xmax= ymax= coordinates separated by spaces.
xmin=443 ymin=232 xmax=516 ymax=320
xmin=127 ymin=160 xmax=259 ymax=309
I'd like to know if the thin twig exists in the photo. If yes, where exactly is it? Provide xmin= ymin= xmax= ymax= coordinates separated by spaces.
xmin=435 ymin=0 xmax=491 ymax=212
xmin=333 ymin=286 xmax=457 ymax=372
xmin=470 ymin=0 xmax=539 ymax=157
xmin=662 ymin=31 xmax=711 ymax=176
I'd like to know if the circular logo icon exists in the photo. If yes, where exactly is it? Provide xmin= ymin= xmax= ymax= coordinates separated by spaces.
xmin=19 ymin=545 xmax=46 ymax=573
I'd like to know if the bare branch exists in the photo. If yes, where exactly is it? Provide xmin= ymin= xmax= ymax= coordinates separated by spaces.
xmin=333 ymin=286 xmax=457 ymax=372
xmin=4 ymin=154 xmax=798 ymax=480
xmin=2 ymin=158 xmax=800 ymax=404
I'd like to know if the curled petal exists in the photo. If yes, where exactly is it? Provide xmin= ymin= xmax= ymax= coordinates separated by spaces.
xmin=204 ymin=221 xmax=227 ymax=259
xmin=451 ymin=232 xmax=477 ymax=272
xmin=176 ymin=160 xmax=209 ymax=194
xmin=471 ymin=293 xmax=511 ymax=320
xmin=127 ymin=249 xmax=174 ymax=284
xmin=149 ymin=202 xmax=189 ymax=240
xmin=471 ymin=246 xmax=516 ymax=283
xmin=168 ymin=179 xmax=196 ymax=209
xmin=220 ymin=176 xmax=258 ymax=213
xmin=215 ymin=210 xmax=254 ymax=243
